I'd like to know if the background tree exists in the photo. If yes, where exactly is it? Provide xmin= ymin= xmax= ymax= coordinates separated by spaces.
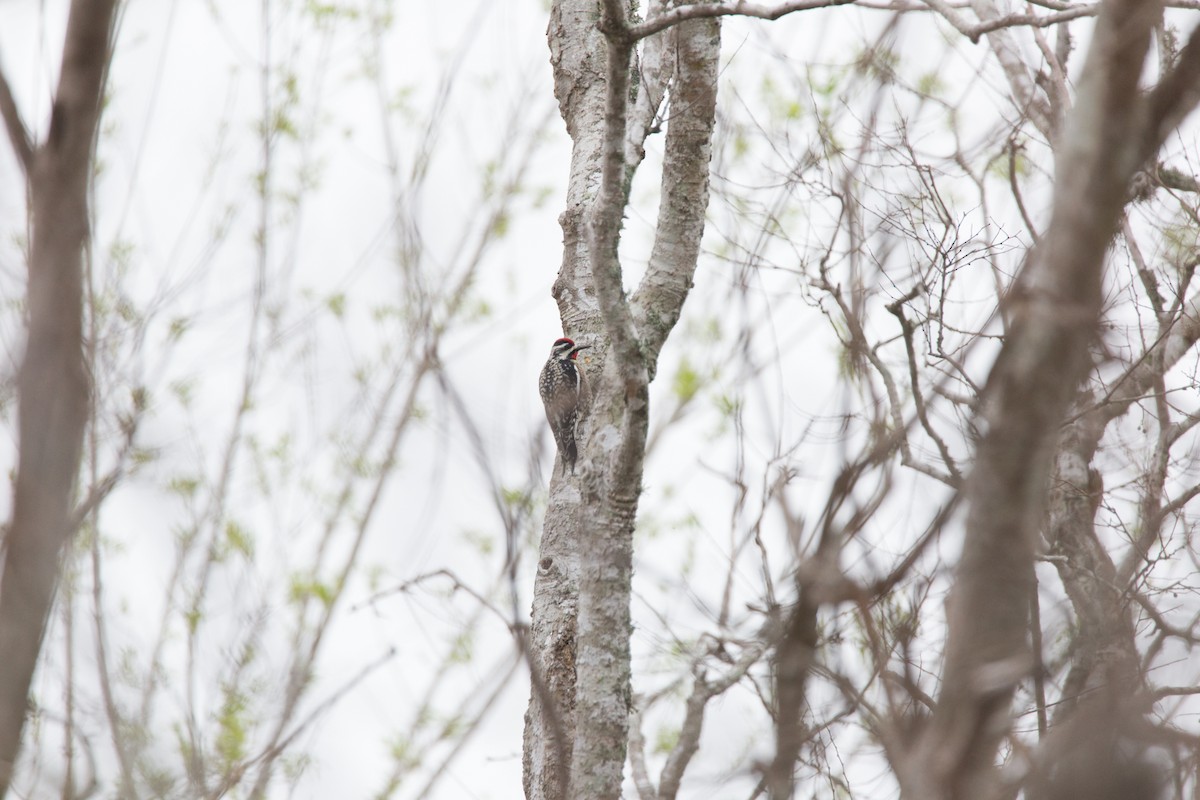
xmin=0 ymin=2 xmax=561 ymax=797
xmin=0 ymin=2 xmax=118 ymax=792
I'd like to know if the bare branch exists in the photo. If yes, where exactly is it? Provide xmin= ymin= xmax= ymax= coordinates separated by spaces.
xmin=628 ymin=706 xmax=658 ymax=800
xmin=352 ymin=569 xmax=512 ymax=628
xmin=625 ymin=0 xmax=675 ymax=173
xmin=1009 ymin=140 xmax=1041 ymax=243
xmin=1142 ymin=19 xmax=1200 ymax=163
xmin=0 ymin=66 xmax=32 ymax=174
xmin=1123 ymin=215 xmax=1164 ymax=321
xmin=886 ymin=295 xmax=962 ymax=483
xmin=1156 ymin=163 xmax=1200 ymax=192
xmin=1091 ymin=291 xmax=1200 ymax=431
xmin=766 ymin=594 xmax=818 ymax=800
xmin=1147 ymin=480 xmax=1200 ymax=535
xmin=964 ymin=5 xmax=1098 ymax=44
xmin=951 ymin=0 xmax=1058 ymax=136
xmin=869 ymin=495 xmax=961 ymax=599
xmin=655 ymin=637 xmax=771 ymax=799
xmin=656 ymin=669 xmax=712 ymax=800
xmin=628 ymin=0 xmax=859 ymax=40
xmin=631 ymin=6 xmax=720 ymax=371
xmin=247 ymin=648 xmax=398 ymax=773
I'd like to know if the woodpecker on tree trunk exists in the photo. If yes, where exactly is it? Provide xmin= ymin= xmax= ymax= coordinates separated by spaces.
xmin=539 ymin=337 xmax=589 ymax=474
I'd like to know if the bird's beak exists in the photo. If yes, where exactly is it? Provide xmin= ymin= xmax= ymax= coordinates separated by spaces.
xmin=571 ymin=344 xmax=590 ymax=358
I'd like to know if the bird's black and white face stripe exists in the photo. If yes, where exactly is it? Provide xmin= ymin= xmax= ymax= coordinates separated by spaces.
xmin=550 ymin=337 xmax=586 ymax=362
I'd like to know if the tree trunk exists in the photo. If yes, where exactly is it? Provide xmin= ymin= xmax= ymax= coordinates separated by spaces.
xmin=0 ymin=2 xmax=117 ymax=794
xmin=521 ymin=3 xmax=609 ymax=797
xmin=524 ymin=2 xmax=719 ymax=797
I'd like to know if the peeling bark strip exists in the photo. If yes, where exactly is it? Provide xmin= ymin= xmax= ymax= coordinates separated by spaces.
xmin=526 ymin=1 xmax=719 ymax=798
xmin=0 ymin=1 xmax=118 ymax=794
xmin=901 ymin=0 xmax=1172 ymax=795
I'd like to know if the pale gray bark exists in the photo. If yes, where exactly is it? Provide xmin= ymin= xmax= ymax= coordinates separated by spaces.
xmin=0 ymin=1 xmax=118 ymax=794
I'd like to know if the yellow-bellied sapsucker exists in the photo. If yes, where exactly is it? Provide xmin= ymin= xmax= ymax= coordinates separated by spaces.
xmin=539 ymin=337 xmax=589 ymax=474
